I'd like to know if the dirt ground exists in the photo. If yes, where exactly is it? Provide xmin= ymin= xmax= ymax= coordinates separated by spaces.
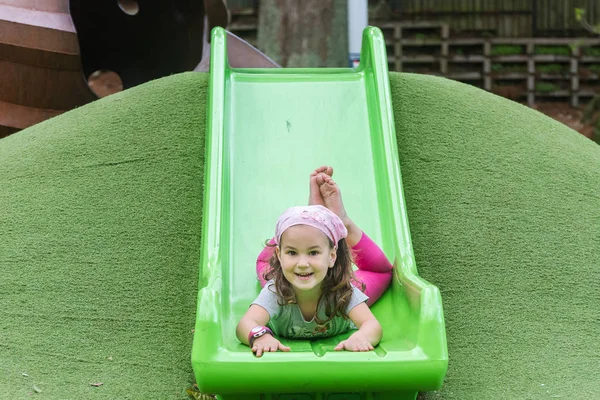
xmin=529 ymin=101 xmax=596 ymax=140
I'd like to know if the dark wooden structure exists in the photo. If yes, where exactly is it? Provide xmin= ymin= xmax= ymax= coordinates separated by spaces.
xmin=70 ymin=0 xmax=206 ymax=89
xmin=0 ymin=0 xmax=95 ymax=138
xmin=0 ymin=0 xmax=276 ymax=138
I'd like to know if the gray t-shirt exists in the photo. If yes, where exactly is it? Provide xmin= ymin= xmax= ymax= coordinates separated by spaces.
xmin=252 ymin=280 xmax=369 ymax=339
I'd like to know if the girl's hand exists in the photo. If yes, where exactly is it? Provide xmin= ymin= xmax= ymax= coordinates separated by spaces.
xmin=334 ymin=332 xmax=374 ymax=352
xmin=252 ymin=335 xmax=291 ymax=357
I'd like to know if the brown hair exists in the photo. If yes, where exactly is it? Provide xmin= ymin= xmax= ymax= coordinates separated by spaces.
xmin=263 ymin=237 xmax=362 ymax=325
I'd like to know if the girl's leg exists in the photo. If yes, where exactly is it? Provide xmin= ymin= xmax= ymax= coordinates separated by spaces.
xmin=317 ymin=173 xmax=393 ymax=306
xmin=256 ymin=238 xmax=276 ymax=288
xmin=350 ymin=232 xmax=393 ymax=306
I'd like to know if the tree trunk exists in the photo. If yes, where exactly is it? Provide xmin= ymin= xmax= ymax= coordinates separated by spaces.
xmin=257 ymin=0 xmax=348 ymax=67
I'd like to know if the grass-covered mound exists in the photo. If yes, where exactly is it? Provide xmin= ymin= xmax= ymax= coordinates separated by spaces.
xmin=0 ymin=71 xmax=598 ymax=399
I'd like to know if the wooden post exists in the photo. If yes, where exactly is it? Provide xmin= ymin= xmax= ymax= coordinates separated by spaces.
xmin=570 ymin=45 xmax=580 ymax=108
xmin=527 ymin=42 xmax=535 ymax=106
xmin=440 ymin=23 xmax=449 ymax=75
xmin=395 ymin=23 xmax=402 ymax=72
xmin=257 ymin=0 xmax=348 ymax=67
xmin=483 ymin=40 xmax=492 ymax=91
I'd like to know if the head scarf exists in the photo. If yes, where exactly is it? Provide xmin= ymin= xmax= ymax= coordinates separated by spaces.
xmin=274 ymin=205 xmax=347 ymax=246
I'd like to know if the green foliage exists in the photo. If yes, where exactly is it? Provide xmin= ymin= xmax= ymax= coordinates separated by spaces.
xmin=537 ymin=64 xmax=566 ymax=73
xmin=584 ymin=47 xmax=600 ymax=57
xmin=186 ymin=387 xmax=216 ymax=400
xmin=491 ymin=63 xmax=527 ymax=73
xmin=535 ymin=46 xmax=571 ymax=56
xmin=535 ymin=82 xmax=560 ymax=92
xmin=588 ymin=64 xmax=600 ymax=72
xmin=491 ymin=45 xmax=523 ymax=55
xmin=575 ymin=7 xmax=600 ymax=34
xmin=569 ymin=41 xmax=581 ymax=54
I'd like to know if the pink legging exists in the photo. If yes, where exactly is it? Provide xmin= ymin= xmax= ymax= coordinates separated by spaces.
xmin=256 ymin=232 xmax=393 ymax=306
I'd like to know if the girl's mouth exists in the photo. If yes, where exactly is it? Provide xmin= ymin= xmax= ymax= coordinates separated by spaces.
xmin=295 ymin=272 xmax=314 ymax=281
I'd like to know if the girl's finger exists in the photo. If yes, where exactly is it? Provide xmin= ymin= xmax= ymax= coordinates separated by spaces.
xmin=279 ymin=343 xmax=291 ymax=351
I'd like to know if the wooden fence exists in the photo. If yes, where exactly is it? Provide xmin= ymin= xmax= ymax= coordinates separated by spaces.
xmin=225 ymin=4 xmax=600 ymax=105
xmin=379 ymin=21 xmax=600 ymax=106
xmin=377 ymin=0 xmax=600 ymax=37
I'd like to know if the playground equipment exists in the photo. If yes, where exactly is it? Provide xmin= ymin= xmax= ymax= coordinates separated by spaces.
xmin=0 ymin=0 xmax=274 ymax=138
xmin=192 ymin=26 xmax=448 ymax=400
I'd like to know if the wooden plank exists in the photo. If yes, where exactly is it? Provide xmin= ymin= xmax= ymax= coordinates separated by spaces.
xmin=493 ymin=55 xmax=529 ymax=62
xmin=0 ymin=41 xmax=80 ymax=70
xmin=527 ymin=42 xmax=535 ymax=106
xmin=0 ymin=0 xmax=69 ymax=13
xmin=395 ymin=23 xmax=402 ymax=72
xmin=448 ymin=38 xmax=486 ymax=45
xmin=493 ymin=73 xmax=528 ymax=79
xmin=448 ymin=72 xmax=482 ymax=80
xmin=401 ymin=39 xmax=442 ymax=45
xmin=534 ymin=55 xmax=571 ymax=62
xmin=571 ymin=44 xmax=580 ymax=107
xmin=0 ymin=99 xmax=62 ymax=130
xmin=401 ymin=55 xmax=438 ymax=62
xmin=440 ymin=23 xmax=449 ymax=74
xmin=483 ymin=39 xmax=491 ymax=90
xmin=449 ymin=55 xmax=485 ymax=62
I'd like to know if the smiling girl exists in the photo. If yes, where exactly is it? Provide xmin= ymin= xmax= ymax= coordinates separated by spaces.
xmin=236 ymin=167 xmax=393 ymax=357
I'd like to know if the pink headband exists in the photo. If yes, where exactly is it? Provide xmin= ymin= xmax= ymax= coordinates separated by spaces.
xmin=275 ymin=205 xmax=348 ymax=246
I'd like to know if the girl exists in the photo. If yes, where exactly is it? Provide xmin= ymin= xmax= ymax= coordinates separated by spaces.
xmin=236 ymin=167 xmax=393 ymax=357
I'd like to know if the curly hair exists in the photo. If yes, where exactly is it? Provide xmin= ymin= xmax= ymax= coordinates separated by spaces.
xmin=262 ymin=237 xmax=362 ymax=325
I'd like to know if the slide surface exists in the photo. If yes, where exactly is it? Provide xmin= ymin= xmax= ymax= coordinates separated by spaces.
xmin=192 ymin=27 xmax=447 ymax=399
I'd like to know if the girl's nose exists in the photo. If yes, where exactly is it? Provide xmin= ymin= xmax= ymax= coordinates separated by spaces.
xmin=297 ymin=257 xmax=310 ymax=267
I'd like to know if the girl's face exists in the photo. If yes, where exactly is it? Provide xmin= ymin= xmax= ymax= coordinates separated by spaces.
xmin=276 ymin=225 xmax=337 ymax=296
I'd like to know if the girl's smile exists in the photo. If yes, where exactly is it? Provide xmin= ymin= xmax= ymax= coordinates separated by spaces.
xmin=295 ymin=272 xmax=314 ymax=280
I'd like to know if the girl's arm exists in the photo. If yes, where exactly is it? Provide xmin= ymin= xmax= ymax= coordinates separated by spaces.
xmin=334 ymin=302 xmax=382 ymax=351
xmin=236 ymin=305 xmax=291 ymax=357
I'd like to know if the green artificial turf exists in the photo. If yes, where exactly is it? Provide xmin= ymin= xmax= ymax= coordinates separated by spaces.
xmin=0 ymin=74 xmax=207 ymax=399
xmin=391 ymin=74 xmax=600 ymax=399
xmin=1 ymin=71 xmax=599 ymax=399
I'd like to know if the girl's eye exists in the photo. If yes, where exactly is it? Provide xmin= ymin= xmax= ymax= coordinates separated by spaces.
xmin=309 ymin=251 xmax=319 ymax=256
xmin=287 ymin=251 xmax=296 ymax=256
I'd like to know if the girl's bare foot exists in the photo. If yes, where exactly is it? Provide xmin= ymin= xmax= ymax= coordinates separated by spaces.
xmin=317 ymin=172 xmax=362 ymax=246
xmin=308 ymin=166 xmax=333 ymax=205
xmin=316 ymin=174 xmax=349 ymax=224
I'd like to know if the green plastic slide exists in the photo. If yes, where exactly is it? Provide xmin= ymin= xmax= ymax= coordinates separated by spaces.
xmin=192 ymin=27 xmax=448 ymax=400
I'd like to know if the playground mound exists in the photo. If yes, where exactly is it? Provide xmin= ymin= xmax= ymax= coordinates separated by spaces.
xmin=0 ymin=71 xmax=598 ymax=399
